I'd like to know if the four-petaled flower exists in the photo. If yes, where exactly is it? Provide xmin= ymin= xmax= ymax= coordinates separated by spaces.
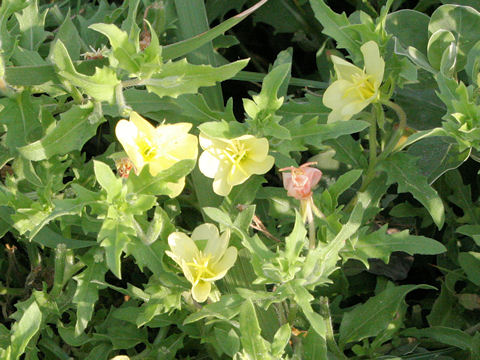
xmin=115 ymin=111 xmax=198 ymax=196
xmin=166 ymin=224 xmax=238 ymax=302
xmin=199 ymin=133 xmax=275 ymax=196
xmin=280 ymin=162 xmax=323 ymax=223
xmin=323 ymin=41 xmax=384 ymax=123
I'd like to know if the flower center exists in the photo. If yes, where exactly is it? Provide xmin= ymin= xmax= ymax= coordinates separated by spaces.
xmin=345 ymin=72 xmax=376 ymax=100
xmin=222 ymin=140 xmax=249 ymax=176
xmin=137 ymin=137 xmax=158 ymax=162
xmin=186 ymin=251 xmax=216 ymax=284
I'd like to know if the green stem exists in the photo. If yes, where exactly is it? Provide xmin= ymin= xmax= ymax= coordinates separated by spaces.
xmin=50 ymin=244 xmax=67 ymax=298
xmin=0 ymin=286 xmax=24 ymax=296
xmin=308 ymin=218 xmax=316 ymax=250
xmin=378 ymin=100 xmax=407 ymax=162
xmin=320 ymin=296 xmax=347 ymax=360
xmin=359 ymin=104 xmax=380 ymax=192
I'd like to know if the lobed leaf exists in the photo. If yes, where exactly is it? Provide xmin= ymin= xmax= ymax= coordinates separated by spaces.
xmin=378 ymin=152 xmax=445 ymax=229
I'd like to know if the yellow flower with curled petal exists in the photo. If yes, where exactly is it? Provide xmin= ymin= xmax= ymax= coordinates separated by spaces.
xmin=115 ymin=111 xmax=198 ymax=195
xmin=323 ymin=41 xmax=384 ymax=123
xmin=198 ymin=133 xmax=275 ymax=196
xmin=166 ymin=223 xmax=237 ymax=302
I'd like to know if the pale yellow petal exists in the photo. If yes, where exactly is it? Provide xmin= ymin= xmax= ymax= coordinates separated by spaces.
xmin=213 ymin=162 xmax=234 ymax=196
xmin=167 ymin=134 xmax=198 ymax=161
xmin=149 ymin=157 xmax=177 ymax=175
xmin=327 ymin=108 xmax=349 ymax=123
xmin=323 ymin=79 xmax=356 ymax=110
xmin=228 ymin=165 xmax=250 ymax=186
xmin=244 ymin=137 xmax=270 ymax=162
xmin=205 ymin=229 xmax=230 ymax=261
xmin=361 ymin=41 xmax=384 ymax=86
xmin=341 ymin=99 xmax=371 ymax=119
xmin=199 ymin=150 xmax=222 ymax=179
xmin=210 ymin=246 xmax=238 ymax=280
xmin=191 ymin=280 xmax=211 ymax=302
xmin=168 ymin=232 xmax=198 ymax=263
xmin=156 ymin=122 xmax=192 ymax=138
xmin=213 ymin=175 xmax=233 ymax=196
xmin=191 ymin=223 xmax=219 ymax=242
xmin=129 ymin=111 xmax=156 ymax=138
xmin=240 ymin=155 xmax=274 ymax=177
xmin=331 ymin=55 xmax=363 ymax=81
xmin=166 ymin=177 xmax=186 ymax=198
xmin=180 ymin=259 xmax=195 ymax=284
xmin=199 ymin=133 xmax=228 ymax=151
xmin=115 ymin=119 xmax=144 ymax=173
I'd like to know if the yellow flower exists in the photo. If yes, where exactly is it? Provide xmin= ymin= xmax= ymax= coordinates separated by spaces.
xmin=166 ymin=224 xmax=237 ymax=302
xmin=323 ymin=41 xmax=384 ymax=123
xmin=198 ymin=133 xmax=274 ymax=196
xmin=115 ymin=111 xmax=198 ymax=195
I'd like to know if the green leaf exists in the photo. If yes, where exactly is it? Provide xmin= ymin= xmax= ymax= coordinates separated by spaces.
xmin=402 ymin=326 xmax=473 ymax=352
xmin=407 ymin=136 xmax=470 ymax=184
xmin=339 ymin=284 xmax=435 ymax=347
xmin=7 ymin=298 xmax=42 ymax=360
xmin=378 ymin=152 xmax=445 ymax=229
xmin=93 ymin=160 xmax=122 ymax=201
xmin=51 ymin=10 xmax=82 ymax=61
xmin=308 ymin=0 xmax=361 ymax=61
xmin=429 ymin=4 xmax=480 ymax=71
xmin=53 ymin=40 xmax=120 ymax=103
xmin=457 ymin=225 xmax=480 ymax=246
xmin=14 ymin=0 xmax=48 ymax=51
xmin=214 ymin=328 xmax=240 ymax=357
xmin=386 ymin=10 xmax=430 ymax=54
xmin=271 ymin=323 xmax=291 ymax=358
xmin=458 ymin=252 xmax=480 ymax=286
xmin=289 ymin=282 xmax=326 ymax=338
xmin=327 ymin=169 xmax=363 ymax=207
xmin=394 ymin=72 xmax=445 ymax=130
xmin=176 ymin=94 xmax=237 ymax=124
xmin=466 ymin=40 xmax=480 ymax=84
xmin=145 ymin=58 xmax=248 ymax=98
xmin=28 ymin=198 xmax=90 ymax=239
xmin=98 ymin=217 xmax=135 ymax=278
xmin=19 ymin=103 xmax=105 ymax=161
xmin=198 ymin=120 xmax=246 ymax=139
xmin=0 ymin=91 xmax=42 ymax=150
xmin=303 ymin=329 xmax=328 ymax=360
xmin=126 ymin=159 xmax=196 ymax=196
xmin=183 ymin=295 xmax=244 ymax=324
xmin=239 ymin=299 xmax=270 ymax=359
xmin=285 ymin=212 xmax=307 ymax=265
xmin=32 ymin=226 xmax=97 ymax=249
xmin=428 ymin=29 xmax=456 ymax=70
xmin=344 ymin=226 xmax=446 ymax=267
xmin=162 ymin=0 xmax=268 ymax=60
xmin=290 ymin=118 xmax=370 ymax=145
xmin=72 ymin=249 xmax=108 ymax=335
xmin=89 ymin=23 xmax=139 ymax=73
xmin=244 ymin=63 xmax=290 ymax=121
xmin=302 ymin=201 xmax=365 ymax=286
xmin=203 ymin=207 xmax=233 ymax=226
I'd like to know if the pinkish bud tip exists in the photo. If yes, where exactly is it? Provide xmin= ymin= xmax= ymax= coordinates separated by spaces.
xmin=279 ymin=162 xmax=322 ymax=200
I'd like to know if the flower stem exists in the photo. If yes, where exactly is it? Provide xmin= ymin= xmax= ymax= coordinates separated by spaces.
xmin=50 ymin=243 xmax=67 ymax=298
xmin=308 ymin=217 xmax=316 ymax=250
xmin=378 ymin=100 xmax=407 ymax=162
xmin=359 ymin=105 xmax=380 ymax=192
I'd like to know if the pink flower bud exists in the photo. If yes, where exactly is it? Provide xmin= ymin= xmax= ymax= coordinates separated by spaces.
xmin=280 ymin=162 xmax=322 ymax=200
